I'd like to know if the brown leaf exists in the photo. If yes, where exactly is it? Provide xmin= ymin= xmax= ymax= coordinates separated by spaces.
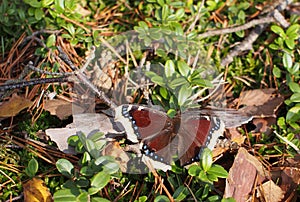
xmin=271 ymin=165 xmax=300 ymax=202
xmin=239 ymin=88 xmax=284 ymax=118
xmin=257 ymin=180 xmax=284 ymax=202
xmin=23 ymin=177 xmax=53 ymax=202
xmin=44 ymin=99 xmax=73 ymax=120
xmin=251 ymin=117 xmax=277 ymax=134
xmin=102 ymin=142 xmax=130 ymax=173
xmin=0 ymin=94 xmax=32 ymax=117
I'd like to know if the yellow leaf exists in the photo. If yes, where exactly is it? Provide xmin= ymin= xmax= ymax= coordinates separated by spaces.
xmin=23 ymin=177 xmax=53 ymax=202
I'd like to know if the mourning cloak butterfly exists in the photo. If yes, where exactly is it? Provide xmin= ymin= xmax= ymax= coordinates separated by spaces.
xmin=113 ymin=104 xmax=225 ymax=171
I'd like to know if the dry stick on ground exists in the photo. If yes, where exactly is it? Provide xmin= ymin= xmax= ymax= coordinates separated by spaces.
xmin=1 ymin=31 xmax=116 ymax=108
xmin=56 ymin=46 xmax=117 ymax=108
xmin=220 ymin=0 xmax=293 ymax=67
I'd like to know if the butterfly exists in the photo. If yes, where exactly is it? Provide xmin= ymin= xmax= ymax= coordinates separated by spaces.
xmin=108 ymin=104 xmax=253 ymax=171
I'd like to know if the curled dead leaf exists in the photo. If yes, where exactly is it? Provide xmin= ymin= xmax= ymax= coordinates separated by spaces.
xmin=0 ymin=94 xmax=32 ymax=117
xmin=23 ymin=177 xmax=53 ymax=202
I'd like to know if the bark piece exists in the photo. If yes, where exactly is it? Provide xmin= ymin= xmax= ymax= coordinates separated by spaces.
xmin=224 ymin=147 xmax=268 ymax=201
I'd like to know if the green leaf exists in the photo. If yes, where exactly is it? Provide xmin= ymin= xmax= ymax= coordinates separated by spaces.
xmin=162 ymin=4 xmax=169 ymax=21
xmin=173 ymin=186 xmax=188 ymax=201
xmin=149 ymin=28 xmax=162 ymax=40
xmin=76 ymin=177 xmax=89 ymax=188
xmin=92 ymin=197 xmax=111 ymax=202
xmin=42 ymin=0 xmax=54 ymax=7
xmin=169 ymin=77 xmax=188 ymax=88
xmin=271 ymin=25 xmax=285 ymax=37
xmin=157 ymin=0 xmax=165 ymax=7
xmin=289 ymin=82 xmax=300 ymax=93
xmin=286 ymin=24 xmax=300 ymax=38
xmin=56 ymin=159 xmax=74 ymax=178
xmin=89 ymin=132 xmax=105 ymax=142
xmin=190 ymin=78 xmax=213 ymax=87
xmin=156 ymin=48 xmax=168 ymax=58
xmin=175 ymin=8 xmax=185 ymax=19
xmin=238 ymin=10 xmax=245 ymax=22
xmin=290 ymin=93 xmax=300 ymax=102
xmin=95 ymin=156 xmax=119 ymax=174
xmin=154 ymin=195 xmax=170 ymax=202
xmin=207 ymin=164 xmax=228 ymax=178
xmin=283 ymin=52 xmax=293 ymax=69
xmin=188 ymin=165 xmax=201 ymax=176
xmin=80 ymin=166 xmax=94 ymax=177
xmin=177 ymin=85 xmax=192 ymax=106
xmin=171 ymin=22 xmax=183 ymax=36
xmin=286 ymin=104 xmax=300 ymax=122
xmin=269 ymin=43 xmax=280 ymax=50
xmin=177 ymin=61 xmax=190 ymax=77
xmin=65 ymin=23 xmax=75 ymax=36
xmin=77 ymin=192 xmax=89 ymax=202
xmin=159 ymin=87 xmax=169 ymax=99
xmin=28 ymin=0 xmax=42 ymax=8
xmin=207 ymin=173 xmax=218 ymax=182
xmin=55 ymin=0 xmax=65 ymax=10
xmin=198 ymin=170 xmax=210 ymax=182
xmin=89 ymin=171 xmax=110 ymax=195
xmin=277 ymin=117 xmax=286 ymax=130
xmin=272 ymin=66 xmax=281 ymax=78
xmin=288 ymin=63 xmax=299 ymax=75
xmin=167 ymin=108 xmax=177 ymax=118
xmin=53 ymin=189 xmax=78 ymax=201
xmin=165 ymin=60 xmax=175 ymax=78
xmin=46 ymin=34 xmax=56 ymax=47
xmin=34 ymin=8 xmax=44 ymax=20
xmin=138 ymin=21 xmax=148 ymax=30
xmin=85 ymin=139 xmax=100 ymax=159
xmin=80 ymin=152 xmax=91 ymax=166
xmin=200 ymin=148 xmax=213 ymax=172
xmin=221 ymin=197 xmax=237 ymax=202
xmin=151 ymin=75 xmax=165 ymax=86
xmin=25 ymin=158 xmax=39 ymax=178
xmin=285 ymin=38 xmax=295 ymax=50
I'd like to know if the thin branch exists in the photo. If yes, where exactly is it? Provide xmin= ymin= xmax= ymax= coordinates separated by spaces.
xmin=57 ymin=46 xmax=116 ymax=108
xmin=0 ymin=77 xmax=68 ymax=91
xmin=221 ymin=0 xmax=293 ymax=66
xmin=198 ymin=17 xmax=275 ymax=38
xmin=186 ymin=0 xmax=205 ymax=33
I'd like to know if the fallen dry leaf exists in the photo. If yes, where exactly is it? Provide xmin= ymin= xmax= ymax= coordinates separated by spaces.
xmin=43 ymin=99 xmax=73 ymax=120
xmin=238 ymin=88 xmax=284 ymax=135
xmin=239 ymin=88 xmax=284 ymax=118
xmin=102 ymin=142 xmax=130 ymax=173
xmin=23 ymin=177 xmax=53 ymax=202
xmin=0 ymin=94 xmax=32 ymax=117
xmin=257 ymin=180 xmax=284 ymax=202
xmin=271 ymin=165 xmax=300 ymax=201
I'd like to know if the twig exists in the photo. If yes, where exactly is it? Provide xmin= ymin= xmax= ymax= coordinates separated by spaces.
xmin=273 ymin=131 xmax=300 ymax=154
xmin=0 ymin=77 xmax=68 ymax=91
xmin=186 ymin=0 xmax=205 ymax=33
xmin=221 ymin=0 xmax=293 ymax=66
xmin=99 ymin=37 xmax=127 ymax=64
xmin=198 ymin=17 xmax=275 ymax=39
xmin=20 ymin=29 xmax=61 ymax=47
xmin=26 ymin=61 xmax=73 ymax=76
xmin=60 ymin=14 xmax=90 ymax=33
xmin=57 ymin=46 xmax=116 ymax=108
